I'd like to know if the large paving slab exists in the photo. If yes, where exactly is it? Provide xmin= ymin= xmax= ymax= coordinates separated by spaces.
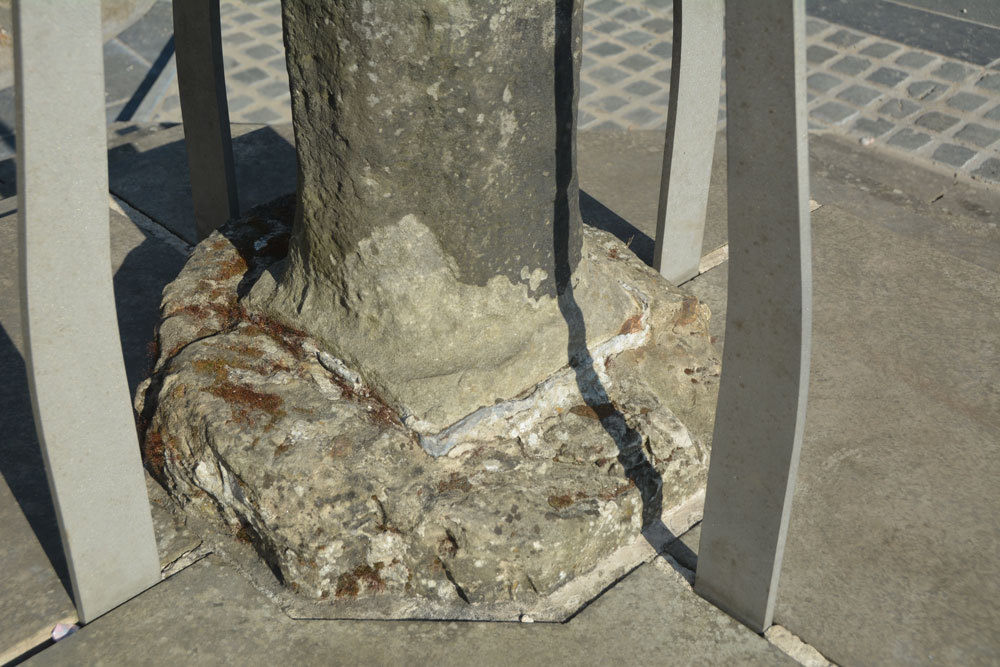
xmin=28 ymin=554 xmax=794 ymax=667
xmin=579 ymin=124 xmax=999 ymax=665
xmin=0 ymin=200 xmax=77 ymax=665
xmin=774 ymin=200 xmax=999 ymax=667
xmin=677 ymin=133 xmax=999 ymax=666
xmin=0 ymin=195 xmax=197 ymax=664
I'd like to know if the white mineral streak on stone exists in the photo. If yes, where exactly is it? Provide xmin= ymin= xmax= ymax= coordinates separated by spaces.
xmin=426 ymin=80 xmax=442 ymax=100
xmin=413 ymin=283 xmax=651 ymax=457
xmin=194 ymin=460 xmax=222 ymax=495
xmin=312 ymin=346 xmax=364 ymax=392
xmin=502 ymin=85 xmax=512 ymax=103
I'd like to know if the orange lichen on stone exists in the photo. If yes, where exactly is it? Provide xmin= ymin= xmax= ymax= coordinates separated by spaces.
xmin=618 ymin=314 xmax=642 ymax=335
xmin=547 ymin=493 xmax=574 ymax=509
xmin=335 ymin=563 xmax=386 ymax=598
xmin=204 ymin=381 xmax=287 ymax=426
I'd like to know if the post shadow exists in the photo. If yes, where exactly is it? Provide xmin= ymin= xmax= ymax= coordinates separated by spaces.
xmin=553 ymin=0 xmax=667 ymax=541
xmin=0 ymin=189 xmax=188 ymax=606
xmin=0 ymin=324 xmax=73 ymax=599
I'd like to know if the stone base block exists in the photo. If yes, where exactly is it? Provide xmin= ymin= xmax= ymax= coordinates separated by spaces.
xmin=136 ymin=196 xmax=721 ymax=621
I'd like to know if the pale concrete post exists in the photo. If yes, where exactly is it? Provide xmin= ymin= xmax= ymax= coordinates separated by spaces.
xmin=173 ymin=0 xmax=239 ymax=240
xmin=652 ymin=0 xmax=725 ymax=286
xmin=694 ymin=0 xmax=813 ymax=633
xmin=13 ymin=1 xmax=161 ymax=623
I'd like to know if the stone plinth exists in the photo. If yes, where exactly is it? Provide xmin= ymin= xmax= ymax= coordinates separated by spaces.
xmin=137 ymin=198 xmax=720 ymax=620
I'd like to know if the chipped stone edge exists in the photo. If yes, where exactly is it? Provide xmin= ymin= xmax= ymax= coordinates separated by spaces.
xmin=765 ymin=625 xmax=838 ymax=667
xmin=160 ymin=542 xmax=213 ymax=580
xmin=109 ymin=193 xmax=193 ymax=255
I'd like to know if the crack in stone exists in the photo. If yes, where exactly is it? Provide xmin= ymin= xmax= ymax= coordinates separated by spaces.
xmin=412 ymin=281 xmax=652 ymax=457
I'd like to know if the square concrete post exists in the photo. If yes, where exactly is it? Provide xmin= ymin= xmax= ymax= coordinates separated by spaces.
xmin=14 ymin=0 xmax=161 ymax=624
xmin=653 ymin=0 xmax=725 ymax=286
xmin=694 ymin=0 xmax=813 ymax=633
xmin=173 ymin=0 xmax=239 ymax=240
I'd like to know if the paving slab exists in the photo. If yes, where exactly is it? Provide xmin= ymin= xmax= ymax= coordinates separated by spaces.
xmin=0 ymin=195 xmax=197 ymax=664
xmin=28 ymin=554 xmax=794 ymax=667
xmin=577 ymin=129 xmax=728 ymax=267
xmin=0 ymin=200 xmax=76 ymax=665
xmin=775 ymin=200 xmax=1000 ymax=667
xmin=106 ymin=121 xmax=296 ymax=244
xmin=677 ymin=132 xmax=1000 ymax=666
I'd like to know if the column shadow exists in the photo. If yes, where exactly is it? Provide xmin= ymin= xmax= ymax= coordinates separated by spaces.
xmin=553 ymin=0 xmax=668 ymax=541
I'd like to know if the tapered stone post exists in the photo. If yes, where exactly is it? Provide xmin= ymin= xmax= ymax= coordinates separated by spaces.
xmin=249 ymin=0 xmax=632 ymax=437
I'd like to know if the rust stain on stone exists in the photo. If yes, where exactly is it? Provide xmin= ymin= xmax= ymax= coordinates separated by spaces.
xmin=618 ymin=314 xmax=642 ymax=335
xmin=674 ymin=296 xmax=700 ymax=327
xmin=547 ymin=494 xmax=574 ymax=509
xmin=437 ymin=472 xmax=472 ymax=494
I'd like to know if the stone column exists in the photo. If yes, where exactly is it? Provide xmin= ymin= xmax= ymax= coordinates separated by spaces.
xmin=249 ymin=0 xmax=634 ymax=435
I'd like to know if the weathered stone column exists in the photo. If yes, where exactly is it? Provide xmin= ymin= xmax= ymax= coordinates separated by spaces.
xmin=248 ymin=0 xmax=634 ymax=436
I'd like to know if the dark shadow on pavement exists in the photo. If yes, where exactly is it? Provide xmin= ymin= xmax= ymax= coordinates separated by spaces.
xmin=579 ymin=189 xmax=654 ymax=267
xmin=554 ymin=0 xmax=667 ymax=545
xmin=0 ymin=324 xmax=73 ymax=599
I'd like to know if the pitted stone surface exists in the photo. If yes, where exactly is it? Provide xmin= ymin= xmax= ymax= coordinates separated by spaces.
xmin=136 ymin=199 xmax=720 ymax=620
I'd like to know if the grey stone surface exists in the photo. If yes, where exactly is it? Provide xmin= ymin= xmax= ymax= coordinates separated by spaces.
xmin=971 ymin=157 xmax=1000 ymax=183
xmin=867 ymin=66 xmax=908 ymax=87
xmin=779 ymin=134 xmax=1000 ymax=664
xmin=954 ymin=122 xmax=1000 ymax=147
xmin=107 ymin=122 xmax=296 ymax=244
xmin=931 ymin=143 xmax=976 ymax=167
xmin=894 ymin=51 xmax=935 ymax=69
xmin=114 ymin=0 xmax=172 ymax=64
xmin=878 ymin=97 xmax=920 ymax=118
xmin=808 ymin=72 xmax=842 ymax=93
xmin=975 ymin=72 xmax=1000 ymax=92
xmin=806 ymin=45 xmax=837 ymax=64
xmin=886 ymin=127 xmax=932 ymax=149
xmin=30 ymin=555 xmax=795 ymax=667
xmin=853 ymin=116 xmax=895 ymax=136
xmin=914 ymin=110 xmax=960 ymax=132
xmin=946 ymin=91 xmax=989 ymax=111
xmin=810 ymin=100 xmax=856 ymax=123
xmin=1 ymin=195 xmax=196 ymax=663
xmin=576 ymin=129 xmax=728 ymax=267
xmin=138 ymin=200 xmax=719 ymax=617
xmin=835 ymin=84 xmax=881 ymax=106
xmin=829 ymin=55 xmax=870 ymax=76
xmin=824 ymin=28 xmax=864 ymax=47
xmin=932 ymin=61 xmax=973 ymax=81
xmin=0 ymin=203 xmax=77 ymax=665
xmin=858 ymin=42 xmax=899 ymax=59
xmin=907 ymin=80 xmax=949 ymax=101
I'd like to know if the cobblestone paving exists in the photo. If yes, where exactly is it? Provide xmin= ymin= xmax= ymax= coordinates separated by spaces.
xmin=137 ymin=0 xmax=999 ymax=185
